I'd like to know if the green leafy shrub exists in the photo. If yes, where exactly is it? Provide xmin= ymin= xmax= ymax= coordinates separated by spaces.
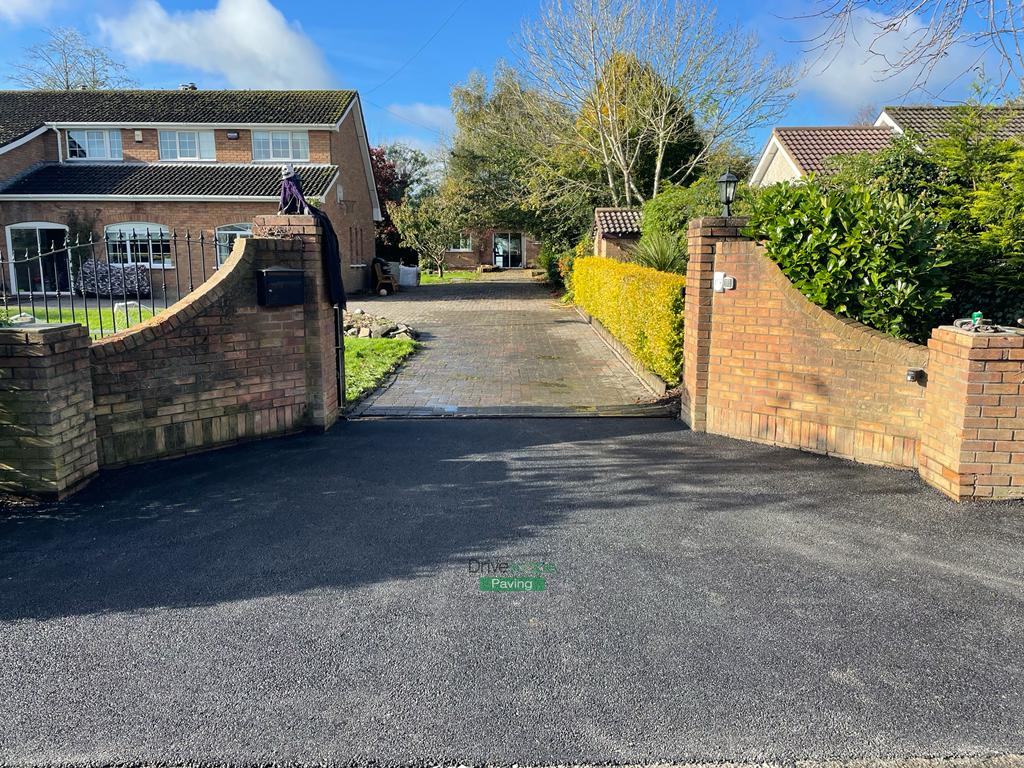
xmin=966 ymin=147 xmax=1024 ymax=322
xmin=824 ymin=104 xmax=1024 ymax=326
xmin=537 ymin=243 xmax=561 ymax=285
xmin=627 ymin=230 xmax=686 ymax=273
xmin=573 ymin=256 xmax=686 ymax=384
xmin=744 ymin=179 xmax=952 ymax=342
xmin=642 ymin=175 xmax=753 ymax=238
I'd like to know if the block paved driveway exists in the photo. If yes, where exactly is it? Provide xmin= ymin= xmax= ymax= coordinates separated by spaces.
xmin=1 ymin=418 xmax=1023 ymax=765
xmin=347 ymin=272 xmax=656 ymax=416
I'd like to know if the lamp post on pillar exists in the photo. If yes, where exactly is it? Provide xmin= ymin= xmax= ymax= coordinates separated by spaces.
xmin=717 ymin=170 xmax=738 ymax=217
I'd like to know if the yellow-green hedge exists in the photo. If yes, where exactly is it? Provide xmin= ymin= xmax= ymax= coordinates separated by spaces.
xmin=573 ymin=256 xmax=686 ymax=385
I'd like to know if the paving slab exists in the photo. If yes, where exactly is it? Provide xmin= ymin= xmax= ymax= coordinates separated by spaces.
xmin=347 ymin=272 xmax=654 ymax=416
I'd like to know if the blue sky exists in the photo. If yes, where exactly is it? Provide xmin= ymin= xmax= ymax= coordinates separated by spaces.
xmin=0 ymin=0 xmax=992 ymax=155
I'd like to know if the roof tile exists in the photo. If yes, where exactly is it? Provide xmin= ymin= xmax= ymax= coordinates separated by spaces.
xmin=774 ymin=127 xmax=895 ymax=175
xmin=0 ymin=163 xmax=338 ymax=198
xmin=0 ymin=89 xmax=356 ymax=146
xmin=595 ymin=207 xmax=642 ymax=237
xmin=883 ymin=105 xmax=1024 ymax=141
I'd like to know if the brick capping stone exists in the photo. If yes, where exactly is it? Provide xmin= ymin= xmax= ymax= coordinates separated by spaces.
xmin=0 ymin=323 xmax=98 ymax=498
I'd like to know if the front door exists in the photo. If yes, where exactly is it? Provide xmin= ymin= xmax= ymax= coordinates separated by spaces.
xmin=7 ymin=225 xmax=70 ymax=293
xmin=493 ymin=233 xmax=523 ymax=269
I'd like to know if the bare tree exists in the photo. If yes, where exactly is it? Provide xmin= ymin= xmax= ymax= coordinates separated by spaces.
xmin=9 ymin=27 xmax=136 ymax=90
xmin=514 ymin=0 xmax=797 ymax=205
xmin=804 ymin=1 xmax=1024 ymax=95
xmin=853 ymin=103 xmax=879 ymax=123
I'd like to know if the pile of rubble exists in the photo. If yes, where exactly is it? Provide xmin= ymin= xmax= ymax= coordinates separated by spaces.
xmin=343 ymin=309 xmax=417 ymax=340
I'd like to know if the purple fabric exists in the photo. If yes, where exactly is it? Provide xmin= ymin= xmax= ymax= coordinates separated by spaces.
xmin=279 ymin=174 xmax=309 ymax=215
xmin=278 ymin=171 xmax=345 ymax=307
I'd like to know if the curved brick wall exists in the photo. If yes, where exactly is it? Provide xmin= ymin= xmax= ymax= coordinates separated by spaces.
xmin=686 ymin=218 xmax=929 ymax=469
xmin=89 ymin=216 xmax=337 ymax=467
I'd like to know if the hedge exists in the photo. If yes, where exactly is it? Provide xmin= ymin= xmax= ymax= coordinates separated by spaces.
xmin=572 ymin=256 xmax=686 ymax=385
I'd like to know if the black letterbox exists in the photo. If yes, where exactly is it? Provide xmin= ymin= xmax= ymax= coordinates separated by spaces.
xmin=256 ymin=267 xmax=305 ymax=307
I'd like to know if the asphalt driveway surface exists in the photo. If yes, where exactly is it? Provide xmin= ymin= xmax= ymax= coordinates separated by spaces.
xmin=1 ymin=418 xmax=1023 ymax=765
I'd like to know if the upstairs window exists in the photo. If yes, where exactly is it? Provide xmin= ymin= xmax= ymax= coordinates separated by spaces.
xmin=67 ymin=129 xmax=123 ymax=160
xmin=158 ymin=130 xmax=216 ymax=161
xmin=252 ymin=130 xmax=309 ymax=161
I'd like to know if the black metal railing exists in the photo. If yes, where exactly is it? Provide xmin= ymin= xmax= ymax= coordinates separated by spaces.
xmin=0 ymin=229 xmax=233 ymax=339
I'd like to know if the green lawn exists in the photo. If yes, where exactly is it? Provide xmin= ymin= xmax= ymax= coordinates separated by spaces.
xmin=21 ymin=305 xmax=157 ymax=336
xmin=344 ymin=337 xmax=418 ymax=404
xmin=419 ymin=269 xmax=480 ymax=285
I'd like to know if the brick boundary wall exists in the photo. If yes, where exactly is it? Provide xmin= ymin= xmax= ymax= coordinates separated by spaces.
xmin=919 ymin=328 xmax=1024 ymax=500
xmin=0 ymin=324 xmax=98 ymax=498
xmin=684 ymin=217 xmax=1024 ymax=501
xmin=88 ymin=215 xmax=339 ymax=468
xmin=0 ymin=216 xmax=343 ymax=496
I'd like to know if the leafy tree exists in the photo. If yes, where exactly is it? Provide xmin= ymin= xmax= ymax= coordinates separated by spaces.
xmin=448 ymin=68 xmax=599 ymax=247
xmin=825 ymin=134 xmax=941 ymax=203
xmin=576 ymin=52 xmax=706 ymax=201
xmin=9 ymin=27 xmax=135 ymax=90
xmin=927 ymin=103 xmax=1023 ymax=321
xmin=371 ymin=142 xmax=440 ymax=254
xmin=388 ymin=193 xmax=463 ymax=278
xmin=515 ymin=0 xmax=795 ymax=206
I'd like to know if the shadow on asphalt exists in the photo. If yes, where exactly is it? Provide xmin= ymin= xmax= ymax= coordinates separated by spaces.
xmin=1 ymin=417 xmax=1020 ymax=625
xmin=2 ymin=418 xmax=1024 ymax=763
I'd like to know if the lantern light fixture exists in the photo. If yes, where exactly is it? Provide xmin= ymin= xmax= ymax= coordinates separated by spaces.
xmin=717 ymin=170 xmax=739 ymax=217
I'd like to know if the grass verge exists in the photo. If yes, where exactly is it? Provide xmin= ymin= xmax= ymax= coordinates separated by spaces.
xmin=344 ymin=337 xmax=418 ymax=404
xmin=21 ymin=306 xmax=156 ymax=336
xmin=419 ymin=269 xmax=480 ymax=285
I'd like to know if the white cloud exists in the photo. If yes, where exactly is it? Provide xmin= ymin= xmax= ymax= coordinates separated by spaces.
xmin=801 ymin=9 xmax=985 ymax=112
xmin=1 ymin=0 xmax=55 ymax=23
xmin=385 ymin=103 xmax=455 ymax=135
xmin=98 ymin=0 xmax=332 ymax=88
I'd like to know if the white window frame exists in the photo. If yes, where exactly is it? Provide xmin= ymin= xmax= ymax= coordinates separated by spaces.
xmin=450 ymin=234 xmax=473 ymax=252
xmin=4 ymin=222 xmax=69 ymax=293
xmin=158 ymin=130 xmax=216 ymax=161
xmin=251 ymin=130 xmax=310 ymax=162
xmin=104 ymin=222 xmax=173 ymax=269
xmin=66 ymin=129 xmax=123 ymax=161
xmin=214 ymin=223 xmax=252 ymax=266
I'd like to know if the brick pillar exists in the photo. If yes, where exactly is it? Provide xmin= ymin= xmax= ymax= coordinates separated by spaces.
xmin=252 ymin=215 xmax=340 ymax=431
xmin=683 ymin=217 xmax=748 ymax=429
xmin=0 ymin=324 xmax=98 ymax=498
xmin=919 ymin=326 xmax=1024 ymax=501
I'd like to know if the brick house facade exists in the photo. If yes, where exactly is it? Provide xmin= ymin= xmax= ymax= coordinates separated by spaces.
xmin=443 ymin=229 xmax=541 ymax=270
xmin=0 ymin=90 xmax=380 ymax=296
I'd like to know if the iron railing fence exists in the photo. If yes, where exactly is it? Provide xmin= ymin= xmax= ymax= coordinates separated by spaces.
xmin=0 ymin=229 xmax=237 ymax=339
